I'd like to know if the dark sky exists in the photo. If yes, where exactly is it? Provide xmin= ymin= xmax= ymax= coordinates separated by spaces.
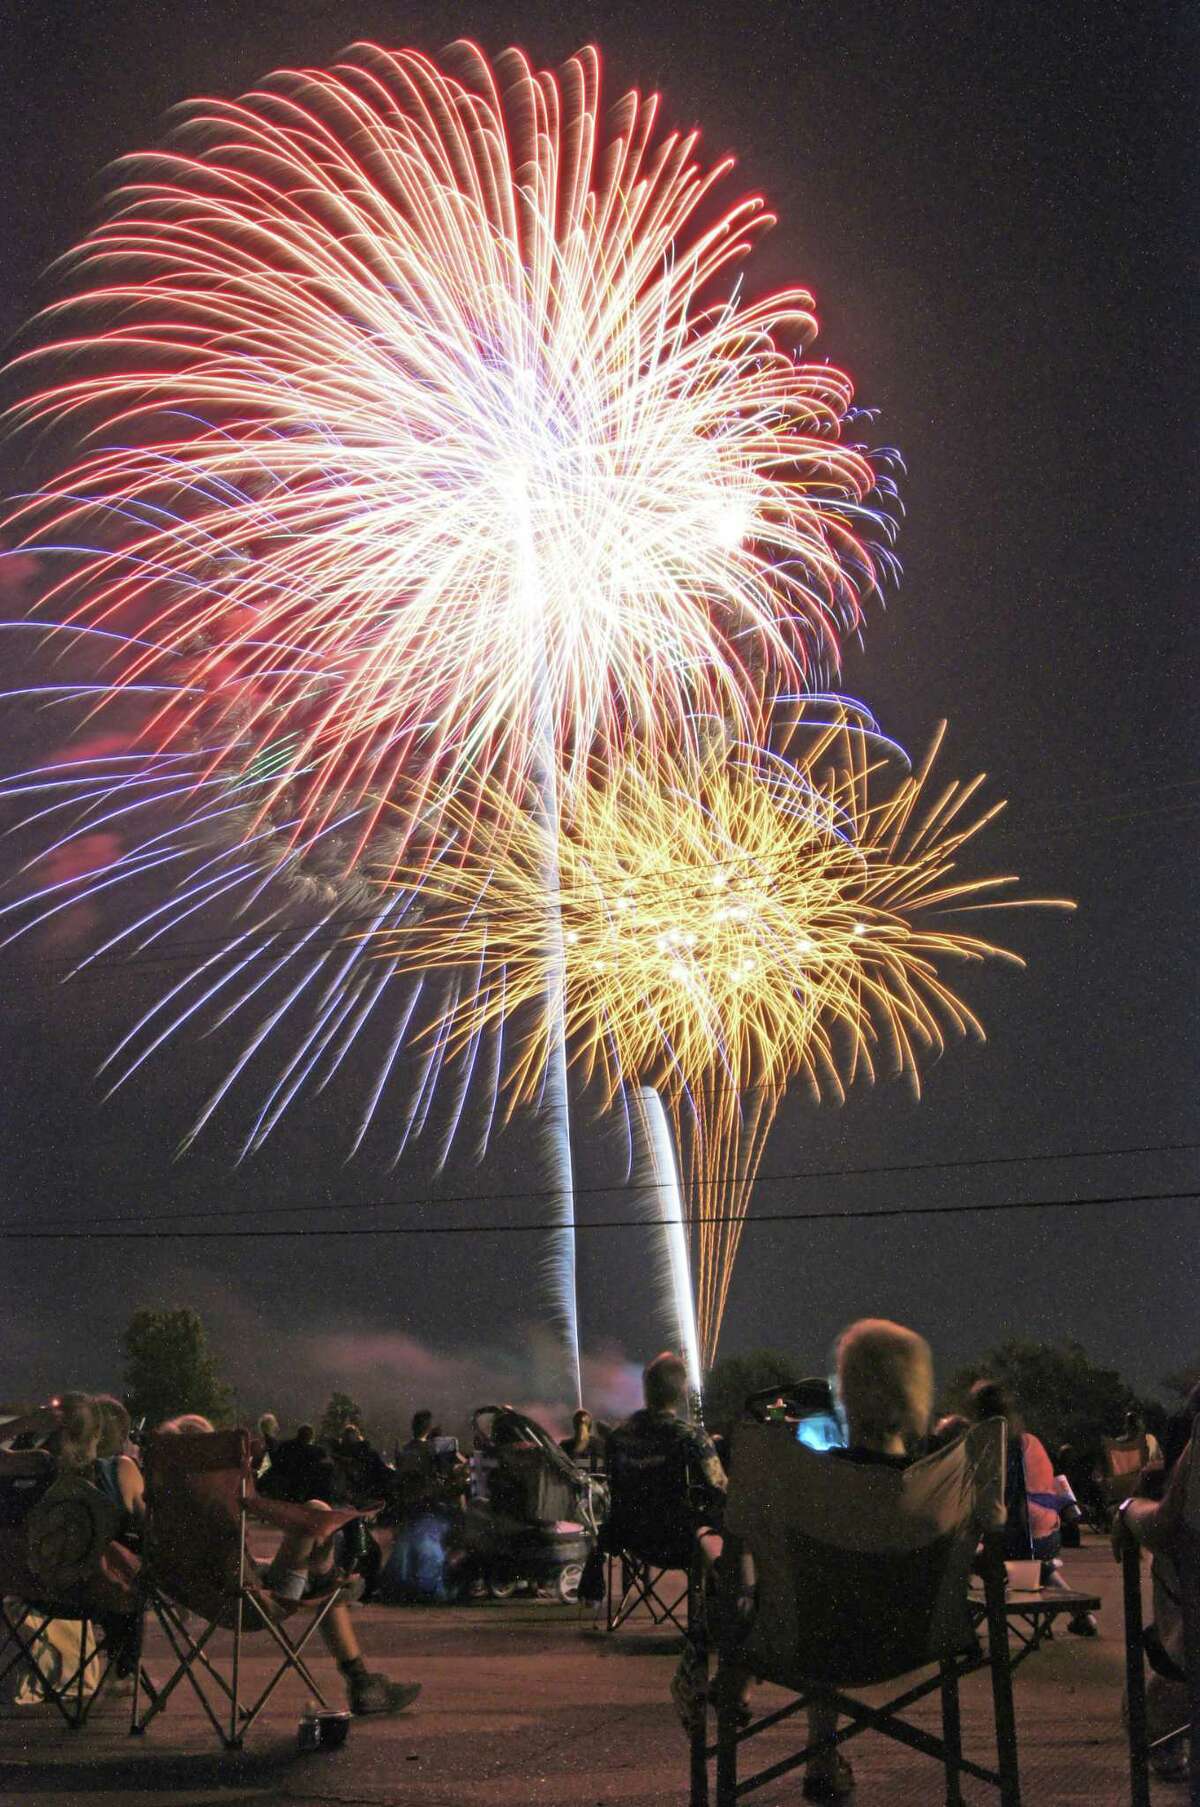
xmin=1 ymin=0 xmax=1195 ymax=1435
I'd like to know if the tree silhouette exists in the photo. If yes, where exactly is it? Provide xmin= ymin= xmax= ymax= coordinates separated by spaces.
xmin=122 ymin=1306 xmax=233 ymax=1429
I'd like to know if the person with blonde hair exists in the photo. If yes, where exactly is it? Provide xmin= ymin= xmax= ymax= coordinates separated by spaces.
xmin=725 ymin=1320 xmax=937 ymax=1802
xmin=833 ymin=1318 xmax=934 ymax=1465
xmin=54 ymin=1394 xmax=102 ymax=1473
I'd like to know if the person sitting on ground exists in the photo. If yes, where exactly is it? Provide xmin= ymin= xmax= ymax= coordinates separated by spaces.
xmin=967 ymin=1378 xmax=1097 ymax=1636
xmin=157 ymin=1413 xmax=420 ymax=1716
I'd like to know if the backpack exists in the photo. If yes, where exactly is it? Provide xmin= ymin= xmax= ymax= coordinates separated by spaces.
xmin=25 ymin=1471 xmax=125 ymax=1600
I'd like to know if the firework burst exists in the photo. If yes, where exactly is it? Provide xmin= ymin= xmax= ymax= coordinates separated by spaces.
xmin=6 ymin=41 xmax=895 ymax=871
xmin=367 ymin=715 xmax=1072 ymax=1360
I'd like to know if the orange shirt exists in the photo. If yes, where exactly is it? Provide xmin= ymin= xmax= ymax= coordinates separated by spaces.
xmin=1021 ymin=1433 xmax=1060 ymax=1543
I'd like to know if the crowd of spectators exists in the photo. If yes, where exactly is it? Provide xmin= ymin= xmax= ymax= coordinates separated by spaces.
xmin=1 ymin=1342 xmax=1194 ymax=1791
xmin=0 ymin=1396 xmax=419 ymax=1718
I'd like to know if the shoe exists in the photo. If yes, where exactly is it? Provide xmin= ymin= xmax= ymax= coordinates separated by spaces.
xmin=802 ymin=1756 xmax=855 ymax=1801
xmin=1067 ymin=1612 xmax=1099 ymax=1637
xmin=1149 ymin=1740 xmax=1190 ymax=1782
xmin=348 ymin=1673 xmax=422 ymax=1716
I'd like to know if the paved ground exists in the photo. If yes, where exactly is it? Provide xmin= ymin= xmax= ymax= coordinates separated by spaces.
xmin=0 ymin=1534 xmax=1183 ymax=1805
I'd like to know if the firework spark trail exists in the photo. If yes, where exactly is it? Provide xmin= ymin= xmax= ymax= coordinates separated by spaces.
xmin=632 ymin=1084 xmax=702 ymax=1398
xmin=371 ymin=713 xmax=1073 ymax=1364
xmin=6 ymin=41 xmax=894 ymax=873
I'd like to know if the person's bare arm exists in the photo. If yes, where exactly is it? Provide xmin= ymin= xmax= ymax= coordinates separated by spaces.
xmin=1114 ymin=1436 xmax=1192 ymax=1558
xmin=116 ymin=1453 xmax=146 ymax=1519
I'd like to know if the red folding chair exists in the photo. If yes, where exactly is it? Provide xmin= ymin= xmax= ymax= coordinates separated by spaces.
xmin=132 ymin=1427 xmax=368 ymax=1748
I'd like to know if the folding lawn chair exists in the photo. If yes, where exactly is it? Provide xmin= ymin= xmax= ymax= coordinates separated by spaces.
xmin=1100 ymin=1433 xmax=1151 ymax=1517
xmin=603 ymin=1421 xmax=700 ymax=1634
xmin=131 ymin=1427 xmax=368 ymax=1749
xmin=0 ymin=1460 xmax=148 ymax=1728
xmin=1120 ymin=1435 xmax=1198 ymax=1807
xmin=703 ymin=1417 xmax=1018 ymax=1807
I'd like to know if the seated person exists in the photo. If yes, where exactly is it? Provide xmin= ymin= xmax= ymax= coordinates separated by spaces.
xmin=723 ymin=1319 xmax=936 ymax=1804
xmin=1114 ymin=1428 xmax=1197 ymax=1785
xmin=606 ymin=1352 xmax=726 ymax=1568
xmin=90 ymin=1395 xmax=144 ymax=1538
xmin=155 ymin=1414 xmax=421 ymax=1718
xmin=966 ymin=1378 xmax=1096 ymax=1635
xmin=560 ymin=1408 xmax=608 ymax=1473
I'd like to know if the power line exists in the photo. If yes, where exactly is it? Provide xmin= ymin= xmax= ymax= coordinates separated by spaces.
xmin=0 ymin=1186 xmax=1192 ymax=1240
xmin=5 ymin=1137 xmax=1197 ymax=1234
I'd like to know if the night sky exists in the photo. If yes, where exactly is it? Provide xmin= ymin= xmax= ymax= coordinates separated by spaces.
xmin=2 ymin=0 xmax=1195 ymax=1437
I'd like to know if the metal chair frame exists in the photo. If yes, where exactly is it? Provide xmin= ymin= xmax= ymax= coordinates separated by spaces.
xmin=1121 ymin=1536 xmax=1195 ymax=1807
xmin=130 ymin=1431 xmax=360 ymax=1750
xmin=606 ymin=1548 xmax=690 ymax=1633
xmin=704 ymin=1539 xmax=1021 ymax=1807
xmin=1 ymin=1596 xmax=104 ymax=1728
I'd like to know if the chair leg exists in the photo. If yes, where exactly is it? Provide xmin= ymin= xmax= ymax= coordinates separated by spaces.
xmin=940 ymin=1659 xmax=963 ymax=1807
xmin=688 ymin=1564 xmax=709 ymax=1807
xmin=230 ymin=1493 xmax=249 ymax=1749
xmin=129 ymin=1605 xmax=146 ymax=1736
xmin=1121 ymin=1543 xmax=1151 ymax=1807
xmin=983 ymin=1560 xmax=1022 ymax=1807
xmin=715 ymin=1692 xmax=738 ymax=1807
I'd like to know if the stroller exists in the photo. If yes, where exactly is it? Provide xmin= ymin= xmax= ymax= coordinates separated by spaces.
xmin=462 ymin=1407 xmax=602 ymax=1604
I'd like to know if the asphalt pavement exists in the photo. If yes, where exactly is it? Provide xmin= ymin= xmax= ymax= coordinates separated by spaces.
xmin=0 ymin=1535 xmax=1177 ymax=1805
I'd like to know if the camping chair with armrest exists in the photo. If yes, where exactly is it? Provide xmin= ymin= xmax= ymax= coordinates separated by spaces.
xmin=1120 ymin=1435 xmax=1198 ymax=1807
xmin=132 ymin=1427 xmax=372 ymax=1749
xmin=0 ymin=1458 xmax=150 ymax=1728
xmin=704 ymin=1417 xmax=1017 ymax=1807
xmin=603 ymin=1420 xmax=707 ymax=1635
xmin=1100 ymin=1433 xmax=1150 ymax=1517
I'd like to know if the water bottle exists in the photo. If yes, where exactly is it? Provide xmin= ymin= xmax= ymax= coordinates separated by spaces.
xmin=298 ymin=1697 xmax=322 ymax=1752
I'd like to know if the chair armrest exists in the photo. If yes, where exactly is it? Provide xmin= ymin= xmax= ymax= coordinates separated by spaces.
xmin=0 ymin=1448 xmax=53 ymax=1478
xmin=245 ymin=1496 xmax=365 ymax=1539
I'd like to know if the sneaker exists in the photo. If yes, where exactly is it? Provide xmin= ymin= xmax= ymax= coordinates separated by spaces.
xmin=1067 ymin=1612 xmax=1099 ymax=1637
xmin=348 ymin=1673 xmax=422 ymax=1716
xmin=1149 ymin=1739 xmax=1190 ymax=1783
xmin=801 ymin=1756 xmax=855 ymax=1801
